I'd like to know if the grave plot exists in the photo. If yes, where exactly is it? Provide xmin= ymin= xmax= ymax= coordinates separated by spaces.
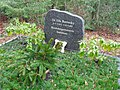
xmin=0 ymin=9 xmax=120 ymax=90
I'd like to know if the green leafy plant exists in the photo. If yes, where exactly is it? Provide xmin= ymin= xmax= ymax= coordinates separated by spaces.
xmin=0 ymin=0 xmax=51 ymax=24
xmin=1 ymin=0 xmax=119 ymax=30
xmin=51 ymin=0 xmax=120 ymax=30
xmin=1 ymin=19 xmax=58 ymax=89
xmin=44 ymin=52 xmax=118 ymax=90
xmin=79 ymin=38 xmax=104 ymax=64
xmin=0 ymin=41 xmax=57 ymax=89
xmin=79 ymin=37 xmax=120 ymax=64
xmin=99 ymin=37 xmax=120 ymax=56
xmin=6 ymin=18 xmax=38 ymax=36
xmin=0 ymin=37 xmax=119 ymax=90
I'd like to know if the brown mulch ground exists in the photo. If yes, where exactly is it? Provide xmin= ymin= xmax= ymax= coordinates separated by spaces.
xmin=85 ymin=28 xmax=120 ymax=42
xmin=0 ymin=15 xmax=13 ymax=44
xmin=0 ymin=21 xmax=4 ymax=34
xmin=0 ymin=15 xmax=7 ymax=34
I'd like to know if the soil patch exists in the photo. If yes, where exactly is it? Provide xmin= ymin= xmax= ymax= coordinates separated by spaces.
xmin=85 ymin=28 xmax=120 ymax=42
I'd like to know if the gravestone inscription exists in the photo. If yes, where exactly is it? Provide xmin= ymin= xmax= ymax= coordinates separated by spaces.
xmin=44 ymin=9 xmax=84 ymax=50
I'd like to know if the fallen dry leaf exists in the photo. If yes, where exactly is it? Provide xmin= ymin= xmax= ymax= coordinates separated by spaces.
xmin=85 ymin=80 xmax=88 ymax=86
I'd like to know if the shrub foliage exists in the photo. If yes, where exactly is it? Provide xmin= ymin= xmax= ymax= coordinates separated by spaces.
xmin=0 ymin=0 xmax=119 ymax=30
xmin=0 ymin=18 xmax=57 ymax=89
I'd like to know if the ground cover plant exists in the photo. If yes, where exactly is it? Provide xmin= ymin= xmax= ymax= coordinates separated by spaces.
xmin=0 ymin=21 xmax=120 ymax=89
xmin=0 ymin=35 xmax=57 ymax=89
xmin=45 ymin=52 xmax=119 ymax=90
xmin=0 ymin=39 xmax=119 ymax=90
xmin=79 ymin=37 xmax=120 ymax=64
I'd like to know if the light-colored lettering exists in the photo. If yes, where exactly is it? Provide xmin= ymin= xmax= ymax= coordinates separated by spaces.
xmin=62 ymin=20 xmax=74 ymax=25
xmin=56 ymin=31 xmax=68 ymax=35
xmin=51 ymin=26 xmax=74 ymax=33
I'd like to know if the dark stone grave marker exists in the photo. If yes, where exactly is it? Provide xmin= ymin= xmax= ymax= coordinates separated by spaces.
xmin=44 ymin=9 xmax=84 ymax=50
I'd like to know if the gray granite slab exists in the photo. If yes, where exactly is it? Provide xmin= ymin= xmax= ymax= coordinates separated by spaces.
xmin=44 ymin=9 xmax=84 ymax=51
xmin=118 ymin=78 xmax=120 ymax=85
xmin=118 ymin=63 xmax=120 ymax=67
xmin=118 ymin=67 xmax=120 ymax=71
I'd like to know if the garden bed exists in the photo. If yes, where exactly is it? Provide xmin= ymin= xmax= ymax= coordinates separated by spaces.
xmin=0 ymin=38 xmax=119 ymax=90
